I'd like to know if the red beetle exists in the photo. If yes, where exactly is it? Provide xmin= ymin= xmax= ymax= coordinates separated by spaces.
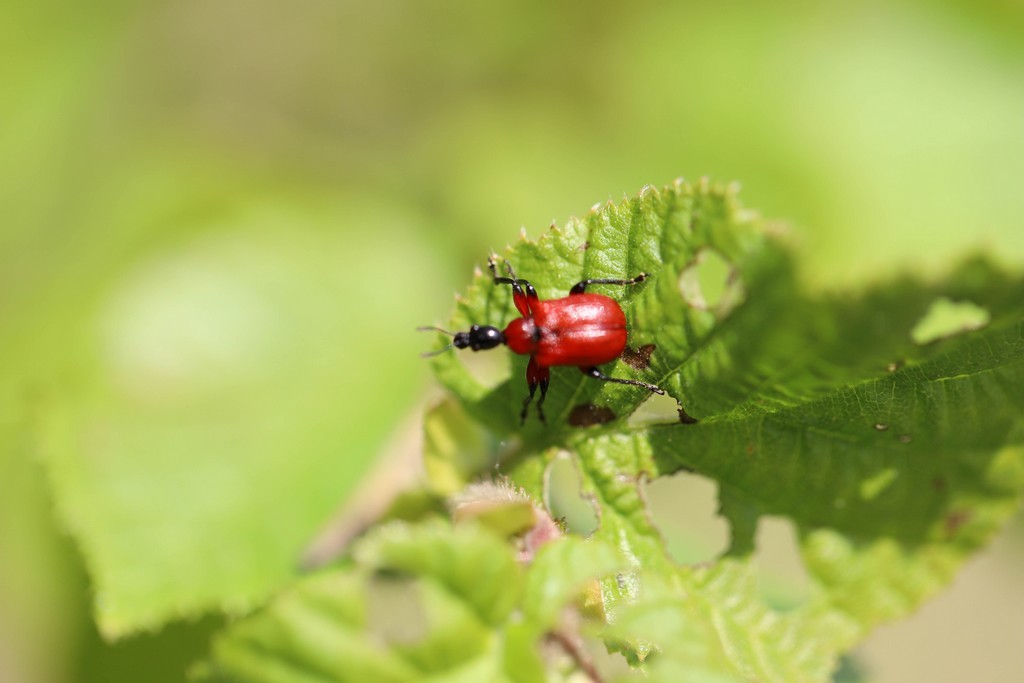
xmin=423 ymin=257 xmax=664 ymax=424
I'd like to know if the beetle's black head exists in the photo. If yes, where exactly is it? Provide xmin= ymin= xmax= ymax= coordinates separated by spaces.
xmin=453 ymin=325 xmax=505 ymax=351
xmin=417 ymin=324 xmax=505 ymax=357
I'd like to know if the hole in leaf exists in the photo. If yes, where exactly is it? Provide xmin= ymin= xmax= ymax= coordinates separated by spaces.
xmin=910 ymin=297 xmax=990 ymax=345
xmin=544 ymin=455 xmax=598 ymax=536
xmin=677 ymin=248 xmax=745 ymax=316
xmin=644 ymin=471 xmax=728 ymax=565
xmin=755 ymin=517 xmax=812 ymax=611
xmin=627 ymin=391 xmax=683 ymax=427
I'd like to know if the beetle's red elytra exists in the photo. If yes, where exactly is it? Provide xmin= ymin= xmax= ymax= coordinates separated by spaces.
xmin=421 ymin=257 xmax=665 ymax=424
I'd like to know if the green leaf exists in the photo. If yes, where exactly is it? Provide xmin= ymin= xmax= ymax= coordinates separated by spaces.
xmin=196 ymin=522 xmax=521 ymax=683
xmin=353 ymin=521 xmax=522 ymax=627
xmin=197 ymin=520 xmax=629 ymax=683
xmin=195 ymin=571 xmax=422 ymax=683
xmin=604 ymin=572 xmax=747 ymax=683
xmin=430 ymin=180 xmax=1024 ymax=681
xmin=199 ymin=180 xmax=1022 ymax=683
xmin=29 ymin=194 xmax=450 ymax=638
xmin=520 ymin=534 xmax=626 ymax=629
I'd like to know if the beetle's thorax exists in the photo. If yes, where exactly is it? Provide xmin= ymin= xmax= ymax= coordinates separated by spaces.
xmin=504 ymin=316 xmax=539 ymax=355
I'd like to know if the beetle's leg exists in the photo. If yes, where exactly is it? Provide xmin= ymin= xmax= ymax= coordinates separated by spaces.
xmin=489 ymin=255 xmax=537 ymax=316
xmin=580 ymin=365 xmax=665 ymax=394
xmin=521 ymin=356 xmax=550 ymax=424
xmin=570 ymin=273 xmax=647 ymax=295
xmin=535 ymin=372 xmax=550 ymax=425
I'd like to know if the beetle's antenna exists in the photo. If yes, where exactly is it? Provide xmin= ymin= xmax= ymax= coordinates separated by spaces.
xmin=420 ymin=345 xmax=454 ymax=358
xmin=416 ymin=325 xmax=455 ymax=336
xmin=416 ymin=326 xmax=456 ymax=357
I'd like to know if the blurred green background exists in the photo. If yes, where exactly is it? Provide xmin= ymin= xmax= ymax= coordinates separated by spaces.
xmin=2 ymin=1 xmax=1022 ymax=681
